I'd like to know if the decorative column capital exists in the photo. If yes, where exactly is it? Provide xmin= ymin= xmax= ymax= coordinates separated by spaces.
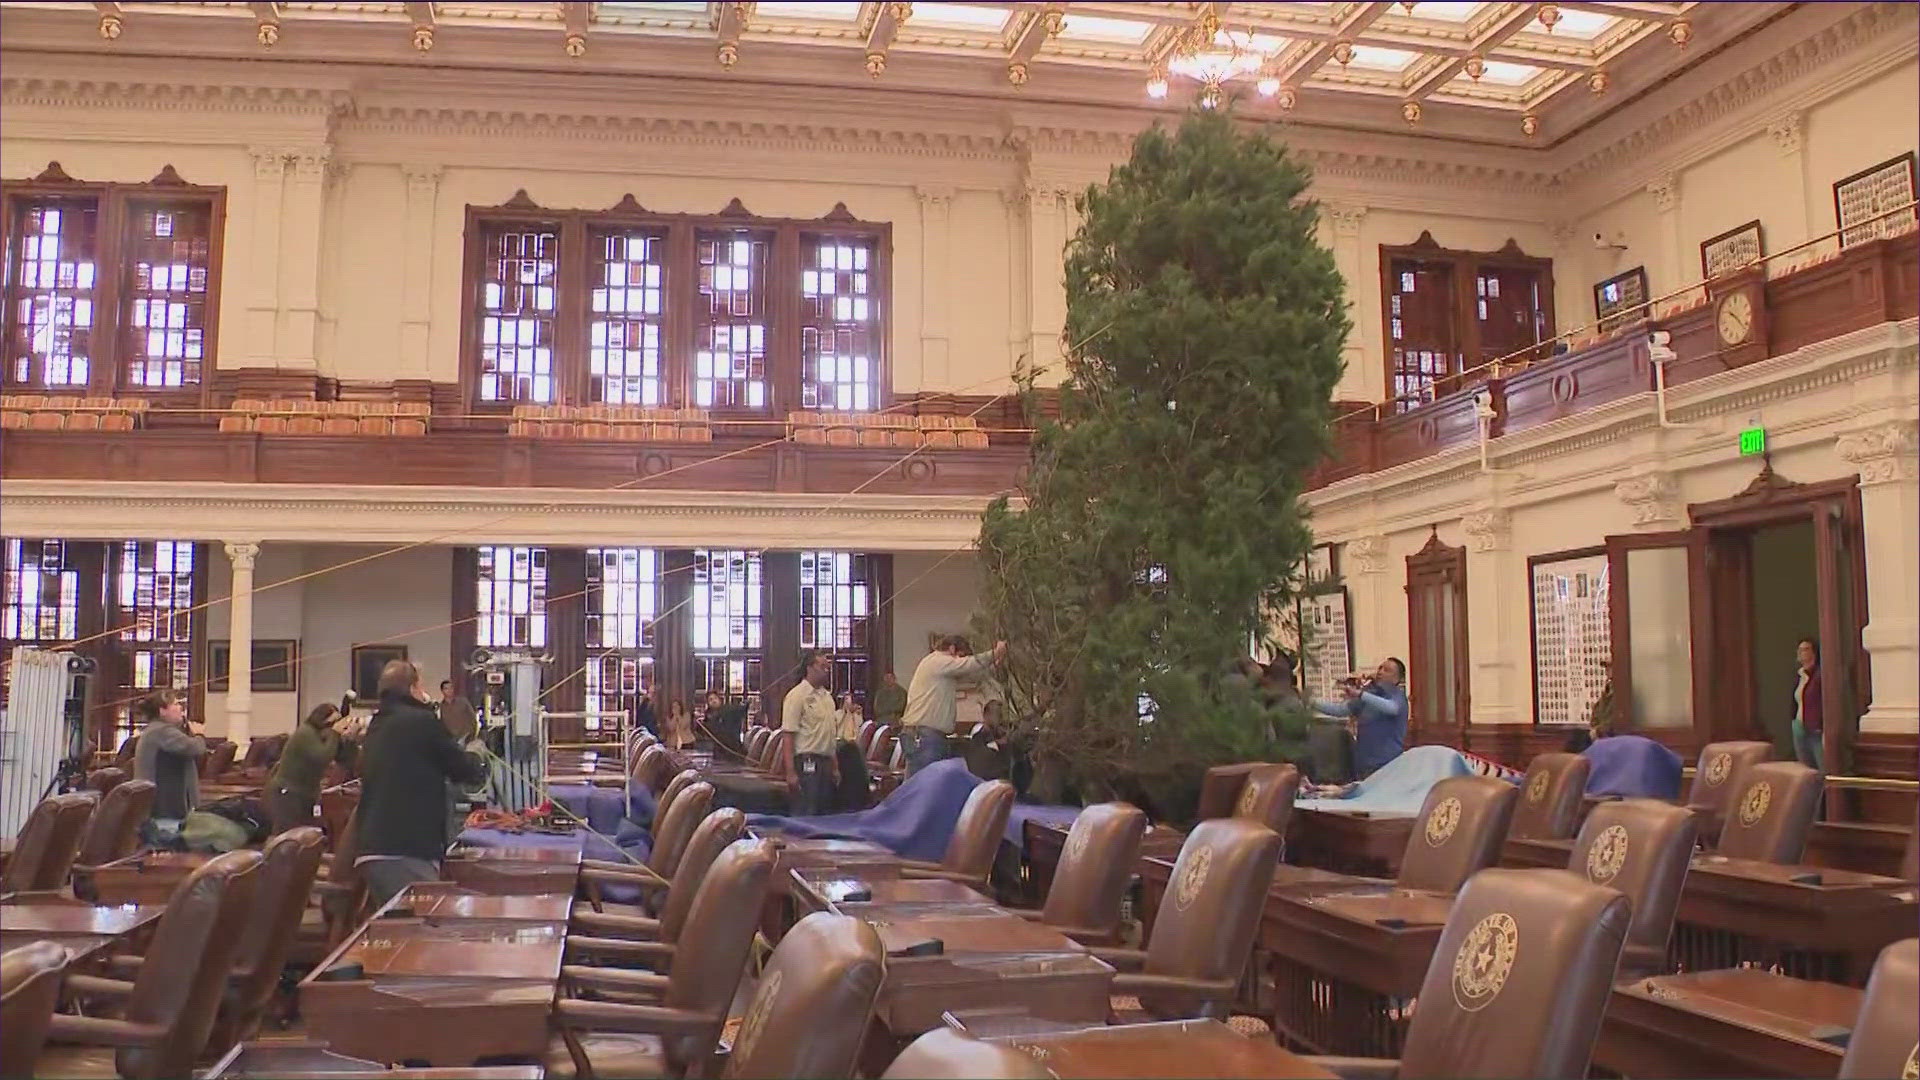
xmin=1766 ymin=110 xmax=1804 ymax=157
xmin=286 ymin=145 xmax=333 ymax=183
xmin=1646 ymin=172 xmax=1678 ymax=213
xmin=1837 ymin=419 xmax=1919 ymax=486
xmin=1462 ymin=507 xmax=1511 ymax=553
xmin=1614 ymin=469 xmax=1681 ymax=528
xmin=400 ymin=162 xmax=444 ymax=195
xmin=248 ymin=146 xmax=286 ymax=181
xmin=223 ymin=541 xmax=261 ymax=570
xmin=1325 ymin=202 xmax=1368 ymax=238
xmin=1348 ymin=534 xmax=1390 ymax=574
xmin=914 ymin=183 xmax=955 ymax=210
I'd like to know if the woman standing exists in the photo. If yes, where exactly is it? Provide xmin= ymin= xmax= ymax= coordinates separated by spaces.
xmin=664 ymin=700 xmax=695 ymax=750
xmin=268 ymin=702 xmax=351 ymax=833
xmin=1792 ymin=637 xmax=1824 ymax=771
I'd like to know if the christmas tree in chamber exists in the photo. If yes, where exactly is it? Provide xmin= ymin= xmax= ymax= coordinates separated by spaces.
xmin=977 ymin=107 xmax=1351 ymax=820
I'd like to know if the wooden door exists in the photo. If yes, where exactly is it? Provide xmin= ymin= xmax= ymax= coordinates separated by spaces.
xmin=1405 ymin=532 xmax=1469 ymax=745
xmin=1605 ymin=529 xmax=1712 ymax=751
xmin=1814 ymin=492 xmax=1871 ymax=777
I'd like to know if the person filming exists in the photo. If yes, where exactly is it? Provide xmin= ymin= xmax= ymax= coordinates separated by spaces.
xmin=1313 ymin=658 xmax=1409 ymax=780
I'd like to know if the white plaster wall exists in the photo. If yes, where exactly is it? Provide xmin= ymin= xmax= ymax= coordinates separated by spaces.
xmin=203 ymin=543 xmax=306 ymax=739
xmin=888 ymin=550 xmax=981 ymax=679
xmin=294 ymin=544 xmax=454 ymax=723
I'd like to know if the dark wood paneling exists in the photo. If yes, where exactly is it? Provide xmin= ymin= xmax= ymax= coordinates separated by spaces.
xmin=1374 ymin=388 xmax=1486 ymax=472
xmin=1502 ymin=334 xmax=1649 ymax=432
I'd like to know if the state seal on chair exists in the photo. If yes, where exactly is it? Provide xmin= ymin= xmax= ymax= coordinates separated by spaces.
xmin=1737 ymin=781 xmax=1772 ymax=828
xmin=1452 ymin=912 xmax=1519 ymax=1012
xmin=1425 ymin=796 xmax=1462 ymax=847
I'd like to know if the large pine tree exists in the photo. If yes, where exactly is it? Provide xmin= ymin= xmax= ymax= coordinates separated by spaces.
xmin=977 ymin=108 xmax=1350 ymax=819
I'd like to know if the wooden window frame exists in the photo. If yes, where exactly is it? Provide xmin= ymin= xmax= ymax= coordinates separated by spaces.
xmin=1405 ymin=530 xmax=1470 ymax=742
xmin=1379 ymin=233 xmax=1555 ymax=409
xmin=460 ymin=193 xmax=890 ymax=417
xmin=0 ymin=162 xmax=225 ymax=403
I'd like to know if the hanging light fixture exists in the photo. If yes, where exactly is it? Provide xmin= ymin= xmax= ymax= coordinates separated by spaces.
xmin=1146 ymin=61 xmax=1170 ymax=99
xmin=1151 ymin=5 xmax=1287 ymax=105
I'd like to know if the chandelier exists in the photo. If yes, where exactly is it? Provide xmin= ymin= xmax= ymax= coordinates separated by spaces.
xmin=1148 ymin=4 xmax=1287 ymax=108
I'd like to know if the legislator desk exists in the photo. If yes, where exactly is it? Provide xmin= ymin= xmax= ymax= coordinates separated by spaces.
xmin=1669 ymin=854 xmax=1917 ymax=984
xmin=1262 ymin=886 xmax=1454 ymax=1057
xmin=1501 ymin=834 xmax=1576 ymax=869
xmin=84 ymin=850 xmax=215 ymax=904
xmin=443 ymin=841 xmax=583 ymax=896
xmin=1286 ymin=808 xmax=1416 ymax=878
xmin=0 ymin=901 xmax=165 ymax=964
xmin=790 ymin=869 xmax=984 ymax=917
xmin=299 ymin=917 xmax=564 ymax=1066
xmin=1595 ymin=967 xmax=1858 ymax=1079
xmin=950 ymin=1015 xmax=1340 ymax=1080
xmin=545 ymin=747 xmax=628 ymax=787
xmin=202 ymin=1039 xmax=544 ymax=1079
xmin=758 ymin=836 xmax=902 ymax=939
xmin=373 ymin=883 xmax=573 ymax=929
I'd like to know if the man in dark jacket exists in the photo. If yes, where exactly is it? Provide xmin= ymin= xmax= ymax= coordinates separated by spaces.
xmin=356 ymin=660 xmax=489 ymax=907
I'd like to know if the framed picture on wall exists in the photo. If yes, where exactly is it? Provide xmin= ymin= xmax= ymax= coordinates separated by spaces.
xmin=1700 ymin=220 xmax=1764 ymax=280
xmin=1834 ymin=152 xmax=1917 ymax=249
xmin=1593 ymin=267 xmax=1649 ymax=333
xmin=207 ymin=639 xmax=300 ymax=693
xmin=1303 ymin=543 xmax=1339 ymax=590
xmin=1526 ymin=549 xmax=1611 ymax=727
xmin=351 ymin=644 xmax=409 ymax=700
xmin=1295 ymin=587 xmax=1355 ymax=703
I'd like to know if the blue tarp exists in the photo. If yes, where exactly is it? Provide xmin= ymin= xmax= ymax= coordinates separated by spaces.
xmin=1005 ymin=802 xmax=1082 ymax=847
xmin=747 ymin=758 xmax=984 ymax=863
xmin=1583 ymin=735 xmax=1684 ymax=799
xmin=457 ymin=787 xmax=653 ymax=903
xmin=1296 ymin=744 xmax=1473 ymax=816
xmin=548 ymin=782 xmax=655 ymax=835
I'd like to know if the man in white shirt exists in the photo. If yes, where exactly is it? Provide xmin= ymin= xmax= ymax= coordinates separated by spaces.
xmin=899 ymin=635 xmax=1006 ymax=774
xmin=782 ymin=649 xmax=847 ymax=816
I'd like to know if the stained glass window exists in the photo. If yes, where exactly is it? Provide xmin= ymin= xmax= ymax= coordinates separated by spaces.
xmin=110 ymin=540 xmax=196 ymax=747
xmin=121 ymin=203 xmax=212 ymax=389
xmin=799 ymin=550 xmax=872 ymax=712
xmin=800 ymin=235 xmax=879 ymax=411
xmin=4 ymin=199 xmax=100 ymax=388
xmin=694 ymin=230 xmax=770 ymax=409
xmin=476 ymin=545 xmax=549 ymax=648
xmin=477 ymin=225 xmax=559 ymax=404
xmin=589 ymin=229 xmax=666 ymax=406
xmin=583 ymin=547 xmax=659 ymax=731
xmin=692 ymin=548 xmax=763 ymax=721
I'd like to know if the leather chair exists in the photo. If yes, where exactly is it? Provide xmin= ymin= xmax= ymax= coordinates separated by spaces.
xmin=855 ymin=721 xmax=880 ymax=759
xmin=745 ymin=727 xmax=771 ymax=765
xmin=2 ymin=798 xmax=68 ymax=894
xmin=758 ymin=731 xmax=793 ymax=777
xmin=85 ymin=768 xmax=128 ymax=795
xmin=1685 ymin=740 xmax=1772 ymax=845
xmin=574 ymin=807 xmax=748 ymax=952
xmin=1011 ymin=801 xmax=1146 ymax=945
xmin=881 ymin=1029 xmax=1051 ymax=1080
xmin=2 ymin=941 xmax=71 ymax=1077
xmin=1312 ymin=868 xmax=1631 ymax=1080
xmin=200 ymin=740 xmax=239 ymax=779
xmin=718 ymin=911 xmax=886 ymax=1080
xmin=1902 ymin=805 xmax=1919 ymax=883
xmin=1396 ymin=776 xmax=1518 ymax=895
xmin=1233 ymin=764 xmax=1302 ymax=837
xmin=634 ymin=745 xmax=674 ymax=796
xmin=899 ymin=779 xmax=1016 ymax=890
xmin=1196 ymin=762 xmax=1279 ymax=821
xmin=76 ymin=780 xmax=156 ymax=869
xmin=547 ymin=839 xmax=777 ymax=1079
xmin=1092 ymin=818 xmax=1283 ymax=1021
xmin=656 ymin=769 xmax=700 ymax=828
xmin=240 ymin=738 xmax=276 ymax=772
xmin=1839 ymin=938 xmax=1918 ymax=1080
xmin=1713 ymin=761 xmax=1822 ymax=864
xmin=3 ymin=793 xmax=98 ymax=896
xmin=37 ymin=849 xmax=265 ymax=1080
xmin=867 ymin=727 xmax=896 ymax=768
xmin=1506 ymin=753 xmax=1591 ymax=842
xmin=217 ymin=827 xmax=326 ymax=1044
xmin=1566 ymin=798 xmax=1696 ymax=978
xmin=582 ymin=782 xmax=716 ymax=895
xmin=310 ymin=808 xmax=367 ymax=949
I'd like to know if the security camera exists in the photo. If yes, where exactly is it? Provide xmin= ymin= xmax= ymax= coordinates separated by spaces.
xmin=1648 ymin=329 xmax=1676 ymax=363
xmin=1473 ymin=389 xmax=1497 ymax=420
xmin=1593 ymin=232 xmax=1628 ymax=252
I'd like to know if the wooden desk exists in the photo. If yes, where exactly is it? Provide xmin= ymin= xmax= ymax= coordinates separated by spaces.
xmin=385 ymin=885 xmax=573 ymax=925
xmin=962 ymin=1017 xmax=1340 ymax=1080
xmin=202 ymin=1039 xmax=544 ymax=1079
xmin=1501 ymin=835 xmax=1575 ymax=869
xmin=85 ymin=851 xmax=213 ymax=905
xmin=0 ymin=902 xmax=164 ymax=965
xmin=299 ymin=916 xmax=564 ymax=1066
xmin=1597 ymin=968 xmax=1857 ymax=1079
xmin=1669 ymin=855 xmax=1917 ymax=984
xmin=443 ymin=843 xmax=582 ymax=897
xmin=1287 ymin=809 xmax=1415 ymax=878
xmin=791 ymin=869 xmax=985 ymax=916
xmin=1263 ymin=888 xmax=1454 ymax=1057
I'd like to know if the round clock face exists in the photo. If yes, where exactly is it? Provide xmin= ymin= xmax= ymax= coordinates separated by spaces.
xmin=1717 ymin=291 xmax=1754 ymax=346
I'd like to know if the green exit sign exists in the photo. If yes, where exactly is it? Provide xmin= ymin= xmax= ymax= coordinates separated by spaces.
xmin=1739 ymin=428 xmax=1767 ymax=456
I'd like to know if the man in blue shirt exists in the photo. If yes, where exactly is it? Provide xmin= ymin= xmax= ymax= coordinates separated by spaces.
xmin=1313 ymin=657 xmax=1409 ymax=779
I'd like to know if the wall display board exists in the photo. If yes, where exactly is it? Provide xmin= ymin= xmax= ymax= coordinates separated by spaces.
xmin=1298 ymin=587 xmax=1355 ymax=703
xmin=1529 ymin=552 xmax=1612 ymax=726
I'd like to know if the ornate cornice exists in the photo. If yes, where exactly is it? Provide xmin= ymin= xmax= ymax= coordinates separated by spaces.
xmin=1461 ymin=507 xmax=1511 ymax=553
xmin=1347 ymin=534 xmax=1391 ymax=575
xmin=1836 ymin=418 xmax=1919 ymax=486
xmin=1614 ymin=469 xmax=1681 ymax=528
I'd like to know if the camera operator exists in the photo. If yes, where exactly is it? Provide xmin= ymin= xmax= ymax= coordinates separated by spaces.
xmin=1312 ymin=658 xmax=1409 ymax=780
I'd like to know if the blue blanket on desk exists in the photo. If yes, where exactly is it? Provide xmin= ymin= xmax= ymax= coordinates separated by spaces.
xmin=747 ymin=758 xmax=983 ymax=863
xmin=1583 ymin=735 xmax=1683 ymax=799
xmin=1297 ymin=744 xmax=1472 ymax=816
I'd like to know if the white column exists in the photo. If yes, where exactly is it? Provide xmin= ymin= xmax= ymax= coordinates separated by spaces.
xmin=1324 ymin=203 xmax=1371 ymax=400
xmin=915 ymin=184 xmax=954 ymax=390
xmin=1024 ymin=182 xmax=1067 ymax=381
xmin=1348 ymin=534 xmax=1393 ymax=663
xmin=1646 ymin=173 xmax=1681 ymax=296
xmin=1766 ymin=111 xmax=1812 ymax=249
xmin=1838 ymin=418 xmax=1920 ymax=734
xmin=398 ymin=163 xmax=444 ymax=380
xmin=223 ymin=541 xmax=261 ymax=749
xmin=278 ymin=145 xmax=332 ymax=370
xmin=1001 ymin=186 xmax=1030 ymax=382
xmin=1463 ymin=507 xmax=1524 ymax=724
xmin=245 ymin=147 xmax=286 ymax=366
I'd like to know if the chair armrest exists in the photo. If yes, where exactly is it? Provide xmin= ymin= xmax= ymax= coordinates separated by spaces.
xmin=1109 ymin=972 xmax=1235 ymax=1001
xmin=580 ymin=862 xmax=669 ymax=887
xmin=45 ymin=1014 xmax=167 ymax=1048
xmin=1305 ymin=1056 xmax=1401 ymax=1080
xmin=561 ymin=965 xmax=672 ymax=996
xmin=1086 ymin=947 xmax=1148 ymax=972
xmin=1005 ymin=906 xmax=1045 ymax=921
xmin=569 ymin=909 xmax=664 ymax=939
xmin=105 ymin=955 xmax=144 ymax=976
xmin=554 ymin=998 xmax=718 ymax=1038
xmin=65 ymin=974 xmax=138 ymax=999
xmin=897 ymin=864 xmax=985 ymax=886
xmin=566 ymin=935 xmax=676 ymax=961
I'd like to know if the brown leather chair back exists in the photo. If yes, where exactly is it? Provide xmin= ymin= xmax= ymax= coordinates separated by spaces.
xmin=1233 ymin=764 xmax=1302 ymax=837
xmin=657 ymin=768 xmax=700 ymax=825
xmin=855 ymin=721 xmax=880 ymax=758
xmin=941 ymin=780 xmax=1016 ymax=880
xmin=120 ymin=849 xmax=265 ymax=1079
xmin=658 ymin=808 xmax=748 ymax=940
xmin=1685 ymin=740 xmax=1772 ymax=817
xmin=2 ymin=798 xmax=64 ymax=892
xmin=1 ymin=940 xmax=70 ymax=1077
xmin=1040 ymin=801 xmax=1146 ymax=939
xmin=745 ymin=726 xmax=772 ymax=765
xmin=656 ymin=838 xmax=776 ymax=1071
xmin=762 ymin=730 xmax=793 ymax=772
xmin=324 ymin=808 xmax=367 ymax=937
xmin=1714 ymin=761 xmax=1822 ymax=864
xmin=1140 ymin=818 xmax=1283 ymax=1019
xmin=648 ymin=781 xmax=714 ymax=880
xmin=868 ymin=728 xmax=896 ymax=767
xmin=1398 ymin=867 xmax=1630 ymax=1080
xmin=1903 ymin=805 xmax=1919 ymax=884
xmin=722 ymin=911 xmax=885 ymax=1080
xmin=1508 ymin=753 xmax=1591 ymax=842
xmin=1567 ymin=798 xmax=1696 ymax=977
xmin=201 ymin=739 xmax=238 ymax=779
xmin=86 ymin=766 xmax=129 ymax=794
xmin=888 ymin=735 xmax=906 ymax=772
xmin=241 ymin=737 xmax=276 ymax=769
xmin=1197 ymin=762 xmax=1278 ymax=821
xmin=634 ymin=744 xmax=673 ymax=794
xmin=78 ymin=779 xmax=156 ymax=866
xmin=1840 ymin=938 xmax=1918 ymax=1080
xmin=882 ymin=1029 xmax=1051 ymax=1080
xmin=221 ymin=827 xmax=325 ymax=1043
xmin=29 ymin=793 xmax=99 ymax=891
xmin=1397 ymin=776 xmax=1518 ymax=894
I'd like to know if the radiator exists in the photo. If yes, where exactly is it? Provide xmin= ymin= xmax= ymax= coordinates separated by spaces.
xmin=1 ymin=647 xmax=79 ymax=839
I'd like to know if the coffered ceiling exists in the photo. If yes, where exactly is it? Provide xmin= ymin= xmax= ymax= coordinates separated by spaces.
xmin=5 ymin=1 xmax=1796 ymax=143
